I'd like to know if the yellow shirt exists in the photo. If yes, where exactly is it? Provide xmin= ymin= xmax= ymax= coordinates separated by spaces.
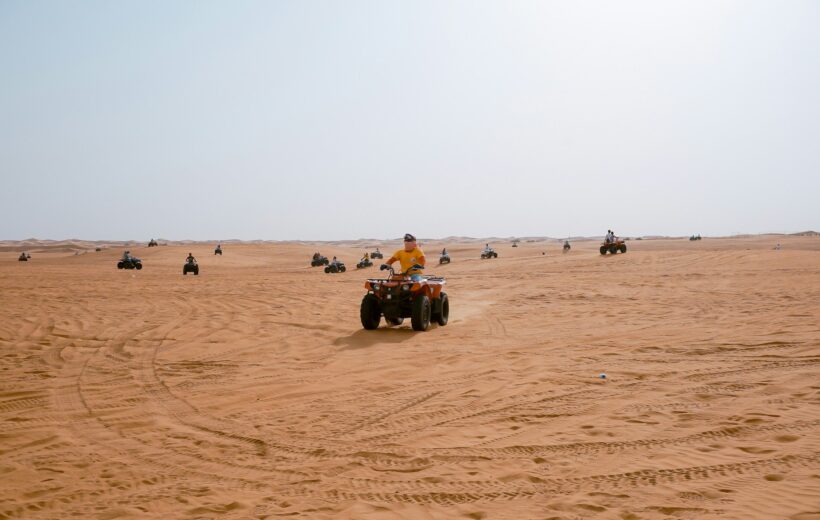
xmin=391 ymin=247 xmax=426 ymax=274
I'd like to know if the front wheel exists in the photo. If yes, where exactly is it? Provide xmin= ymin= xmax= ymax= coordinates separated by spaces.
xmin=360 ymin=295 xmax=381 ymax=330
xmin=619 ymin=244 xmax=627 ymax=253
xmin=432 ymin=292 xmax=449 ymax=326
xmin=600 ymin=246 xmax=607 ymax=255
xmin=117 ymin=262 xmax=124 ymax=269
xmin=411 ymin=295 xmax=431 ymax=331
xmin=340 ymin=266 xmax=346 ymax=273
xmin=135 ymin=263 xmax=142 ymax=270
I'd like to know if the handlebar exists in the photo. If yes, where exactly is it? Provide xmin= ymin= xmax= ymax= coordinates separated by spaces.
xmin=379 ymin=264 xmax=424 ymax=277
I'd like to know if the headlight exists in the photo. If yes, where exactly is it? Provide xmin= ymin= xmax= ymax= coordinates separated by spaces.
xmin=402 ymin=284 xmax=410 ymax=291
xmin=372 ymin=283 xmax=380 ymax=291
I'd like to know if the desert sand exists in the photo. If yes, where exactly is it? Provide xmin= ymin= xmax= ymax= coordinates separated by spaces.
xmin=0 ymin=236 xmax=818 ymax=519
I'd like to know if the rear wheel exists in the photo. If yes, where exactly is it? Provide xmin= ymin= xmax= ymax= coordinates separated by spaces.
xmin=610 ymin=246 xmax=618 ymax=254
xmin=386 ymin=317 xmax=404 ymax=326
xmin=324 ymin=266 xmax=330 ymax=273
xmin=432 ymin=292 xmax=449 ymax=326
xmin=360 ymin=295 xmax=381 ymax=330
xmin=411 ymin=295 xmax=431 ymax=331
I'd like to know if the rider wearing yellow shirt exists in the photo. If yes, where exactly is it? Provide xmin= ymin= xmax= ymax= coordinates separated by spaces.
xmin=386 ymin=233 xmax=426 ymax=280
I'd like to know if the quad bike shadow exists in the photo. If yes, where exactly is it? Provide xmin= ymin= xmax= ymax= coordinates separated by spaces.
xmin=333 ymin=327 xmax=416 ymax=351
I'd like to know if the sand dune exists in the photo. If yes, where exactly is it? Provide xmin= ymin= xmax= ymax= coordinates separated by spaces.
xmin=0 ymin=236 xmax=818 ymax=519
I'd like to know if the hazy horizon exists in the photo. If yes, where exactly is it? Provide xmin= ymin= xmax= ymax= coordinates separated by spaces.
xmin=2 ymin=1 xmax=818 ymax=240
xmin=4 ymin=230 xmax=816 ymax=245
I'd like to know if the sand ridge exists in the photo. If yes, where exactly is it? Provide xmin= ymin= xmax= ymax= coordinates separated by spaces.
xmin=0 ymin=236 xmax=818 ymax=519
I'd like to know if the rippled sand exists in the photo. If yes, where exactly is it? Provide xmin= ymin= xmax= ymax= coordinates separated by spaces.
xmin=1 ymin=236 xmax=818 ymax=519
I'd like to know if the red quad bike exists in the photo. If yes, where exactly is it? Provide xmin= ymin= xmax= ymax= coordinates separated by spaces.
xmin=361 ymin=264 xmax=449 ymax=331
xmin=600 ymin=238 xmax=627 ymax=255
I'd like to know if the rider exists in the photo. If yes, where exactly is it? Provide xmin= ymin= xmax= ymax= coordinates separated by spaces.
xmin=362 ymin=252 xmax=370 ymax=262
xmin=385 ymin=233 xmax=426 ymax=281
xmin=186 ymin=252 xmax=196 ymax=264
xmin=441 ymin=247 xmax=448 ymax=256
xmin=122 ymin=250 xmax=131 ymax=261
xmin=332 ymin=256 xmax=340 ymax=265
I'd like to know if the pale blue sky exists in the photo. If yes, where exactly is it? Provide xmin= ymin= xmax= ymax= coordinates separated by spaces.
xmin=1 ymin=1 xmax=818 ymax=240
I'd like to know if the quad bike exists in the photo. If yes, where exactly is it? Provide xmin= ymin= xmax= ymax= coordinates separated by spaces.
xmin=214 ymin=246 xmax=223 ymax=255
xmin=183 ymin=259 xmax=199 ymax=275
xmin=311 ymin=255 xmax=330 ymax=267
xmin=148 ymin=239 xmax=158 ymax=247
xmin=117 ymin=257 xmax=143 ymax=270
xmin=600 ymin=239 xmax=627 ymax=255
xmin=361 ymin=264 xmax=448 ymax=331
xmin=439 ymin=254 xmax=451 ymax=265
xmin=357 ymin=258 xmax=373 ymax=269
xmin=18 ymin=253 xmax=30 ymax=261
xmin=689 ymin=235 xmax=702 ymax=241
xmin=370 ymin=250 xmax=384 ymax=259
xmin=325 ymin=262 xmax=346 ymax=273
xmin=563 ymin=242 xmax=571 ymax=253
xmin=481 ymin=248 xmax=498 ymax=259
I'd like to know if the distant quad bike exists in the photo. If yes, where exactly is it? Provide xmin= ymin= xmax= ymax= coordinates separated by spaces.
xmin=183 ymin=259 xmax=199 ymax=275
xmin=370 ymin=250 xmax=384 ymax=259
xmin=148 ymin=239 xmax=158 ymax=247
xmin=311 ymin=255 xmax=330 ymax=267
xmin=481 ymin=248 xmax=498 ymax=259
xmin=361 ymin=264 xmax=448 ymax=331
xmin=117 ymin=257 xmax=143 ymax=270
xmin=563 ymin=242 xmax=571 ymax=253
xmin=689 ymin=235 xmax=702 ymax=241
xmin=600 ymin=239 xmax=627 ymax=255
xmin=214 ymin=246 xmax=223 ymax=255
xmin=439 ymin=254 xmax=451 ymax=264
xmin=357 ymin=258 xmax=373 ymax=269
xmin=325 ymin=262 xmax=346 ymax=273
xmin=18 ymin=253 xmax=30 ymax=261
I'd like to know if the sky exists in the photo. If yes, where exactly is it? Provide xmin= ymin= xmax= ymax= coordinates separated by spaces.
xmin=1 ymin=0 xmax=818 ymax=241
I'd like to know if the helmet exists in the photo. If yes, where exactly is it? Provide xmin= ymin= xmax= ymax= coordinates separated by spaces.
xmin=404 ymin=233 xmax=416 ymax=242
